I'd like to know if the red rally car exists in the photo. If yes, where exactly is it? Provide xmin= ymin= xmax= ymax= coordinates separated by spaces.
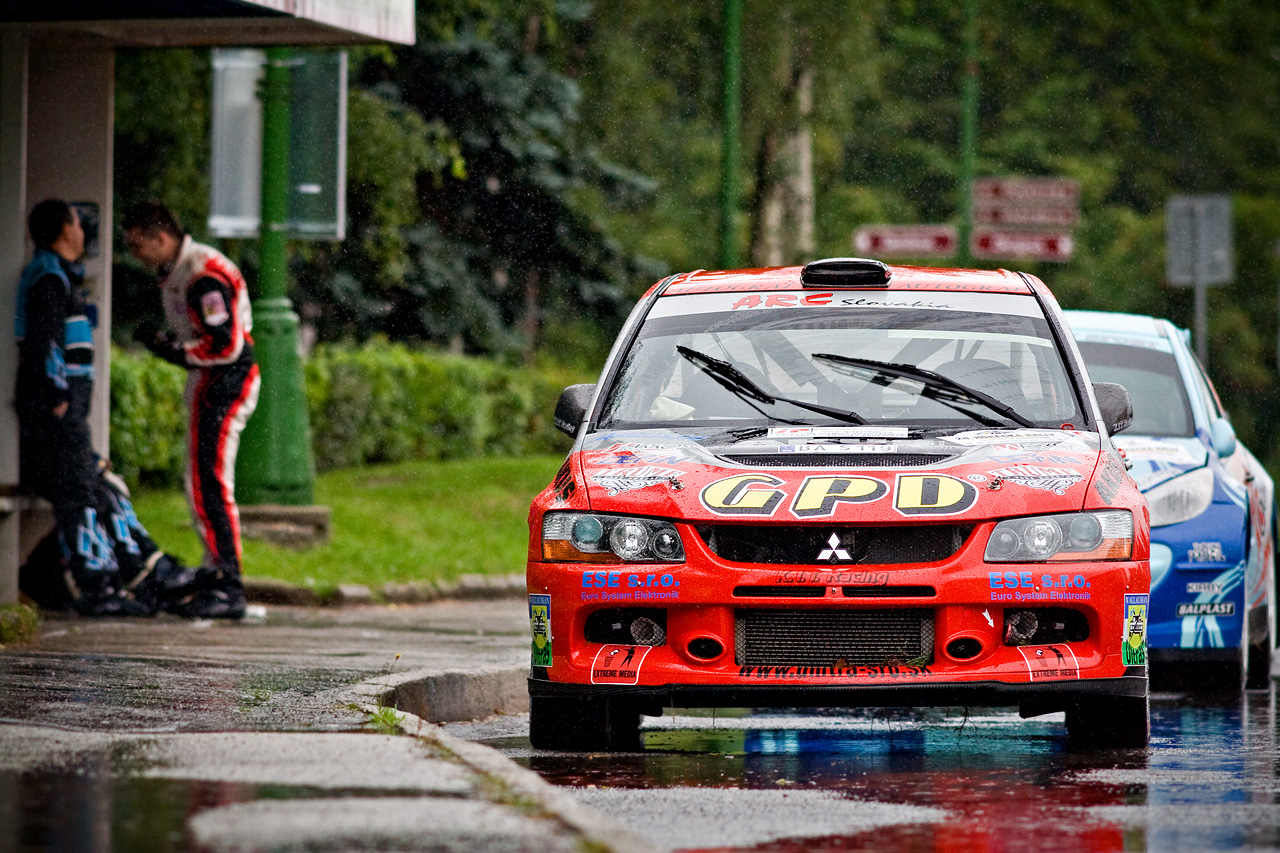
xmin=527 ymin=258 xmax=1151 ymax=751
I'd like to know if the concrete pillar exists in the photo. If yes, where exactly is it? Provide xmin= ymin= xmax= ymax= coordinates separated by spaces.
xmin=0 ymin=28 xmax=28 ymax=605
xmin=25 ymin=43 xmax=114 ymax=457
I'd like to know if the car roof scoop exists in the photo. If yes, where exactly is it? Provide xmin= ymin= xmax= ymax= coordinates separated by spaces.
xmin=800 ymin=257 xmax=892 ymax=287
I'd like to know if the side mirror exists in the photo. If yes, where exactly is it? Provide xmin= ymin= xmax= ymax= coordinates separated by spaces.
xmin=1210 ymin=417 xmax=1237 ymax=459
xmin=553 ymin=384 xmax=596 ymax=437
xmin=1093 ymin=382 xmax=1133 ymax=435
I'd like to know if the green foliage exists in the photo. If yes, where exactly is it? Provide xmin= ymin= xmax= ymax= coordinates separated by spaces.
xmin=110 ymin=342 xmax=580 ymax=483
xmin=0 ymin=604 xmax=40 ymax=646
xmin=109 ymin=347 xmax=188 ymax=486
xmin=364 ymin=704 xmax=404 ymax=735
xmin=305 ymin=338 xmax=575 ymax=470
xmin=131 ymin=455 xmax=565 ymax=590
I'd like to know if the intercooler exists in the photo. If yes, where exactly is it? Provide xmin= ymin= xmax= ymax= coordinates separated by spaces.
xmin=734 ymin=608 xmax=935 ymax=667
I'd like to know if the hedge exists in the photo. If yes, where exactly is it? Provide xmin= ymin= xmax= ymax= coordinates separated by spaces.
xmin=109 ymin=340 xmax=579 ymax=486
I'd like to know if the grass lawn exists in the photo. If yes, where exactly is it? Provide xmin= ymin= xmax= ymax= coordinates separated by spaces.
xmin=131 ymin=455 xmax=565 ymax=595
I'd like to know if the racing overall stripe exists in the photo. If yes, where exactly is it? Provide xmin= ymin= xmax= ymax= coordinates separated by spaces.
xmin=188 ymin=359 xmax=259 ymax=572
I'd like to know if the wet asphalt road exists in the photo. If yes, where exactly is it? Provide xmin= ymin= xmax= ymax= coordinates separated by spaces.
xmin=450 ymin=684 xmax=1280 ymax=852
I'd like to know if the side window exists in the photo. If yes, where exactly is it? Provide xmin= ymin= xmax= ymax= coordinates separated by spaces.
xmin=1187 ymin=356 xmax=1224 ymax=420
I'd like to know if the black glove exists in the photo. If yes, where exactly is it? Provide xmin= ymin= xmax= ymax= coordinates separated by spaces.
xmin=132 ymin=320 xmax=164 ymax=346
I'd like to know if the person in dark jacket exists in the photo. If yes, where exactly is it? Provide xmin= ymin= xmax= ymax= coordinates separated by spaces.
xmin=15 ymin=200 xmax=145 ymax=615
xmin=124 ymin=202 xmax=259 ymax=619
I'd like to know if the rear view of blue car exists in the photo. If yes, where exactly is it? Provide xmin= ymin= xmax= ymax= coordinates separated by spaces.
xmin=1066 ymin=310 xmax=1275 ymax=689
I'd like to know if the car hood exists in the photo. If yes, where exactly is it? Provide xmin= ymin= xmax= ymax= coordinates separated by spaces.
xmin=1112 ymin=435 xmax=1208 ymax=493
xmin=576 ymin=427 xmax=1106 ymax=523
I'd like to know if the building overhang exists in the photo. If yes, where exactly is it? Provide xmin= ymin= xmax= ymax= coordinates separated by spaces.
xmin=0 ymin=0 xmax=415 ymax=46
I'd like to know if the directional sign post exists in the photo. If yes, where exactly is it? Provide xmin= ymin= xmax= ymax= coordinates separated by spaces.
xmin=1166 ymin=194 xmax=1232 ymax=367
xmin=968 ymin=177 xmax=1079 ymax=263
xmin=971 ymin=228 xmax=1074 ymax=263
xmin=853 ymin=224 xmax=958 ymax=259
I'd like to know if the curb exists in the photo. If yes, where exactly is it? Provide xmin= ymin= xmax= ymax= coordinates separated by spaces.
xmin=348 ymin=666 xmax=530 ymax=723
xmin=346 ymin=692 xmax=660 ymax=853
xmin=244 ymin=573 xmax=527 ymax=607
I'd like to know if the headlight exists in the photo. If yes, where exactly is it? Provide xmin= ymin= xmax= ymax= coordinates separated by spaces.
xmin=542 ymin=512 xmax=686 ymax=563
xmin=985 ymin=510 xmax=1133 ymax=562
xmin=1145 ymin=466 xmax=1215 ymax=527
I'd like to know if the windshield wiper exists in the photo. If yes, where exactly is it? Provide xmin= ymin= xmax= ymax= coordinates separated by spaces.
xmin=677 ymin=346 xmax=867 ymax=425
xmin=812 ymin=353 xmax=1037 ymax=428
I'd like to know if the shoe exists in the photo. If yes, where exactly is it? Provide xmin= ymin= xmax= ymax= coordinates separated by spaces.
xmin=165 ymin=570 xmax=246 ymax=620
xmin=132 ymin=553 xmax=204 ymax=612
xmin=72 ymin=574 xmax=154 ymax=617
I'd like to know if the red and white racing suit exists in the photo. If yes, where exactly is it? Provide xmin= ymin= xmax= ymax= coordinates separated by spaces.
xmin=154 ymin=236 xmax=260 ymax=575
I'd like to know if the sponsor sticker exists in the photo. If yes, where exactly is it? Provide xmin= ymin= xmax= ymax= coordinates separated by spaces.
xmin=1186 ymin=582 xmax=1223 ymax=594
xmin=1093 ymin=453 xmax=1126 ymax=504
xmin=893 ymin=474 xmax=977 ymax=516
xmin=591 ymin=645 xmax=651 ymax=684
xmin=1017 ymin=644 xmax=1081 ymax=680
xmin=791 ymin=476 xmax=888 ymax=518
xmin=1187 ymin=541 xmax=1227 ymax=563
xmin=591 ymin=466 xmax=683 ymax=495
xmin=1123 ymin=594 xmax=1148 ymax=666
xmin=738 ymin=663 xmax=932 ymax=680
xmin=528 ymin=595 xmax=552 ymax=667
xmin=1114 ymin=439 xmax=1198 ymax=465
xmin=1177 ymin=601 xmax=1235 ymax=617
xmin=776 ymin=569 xmax=890 ymax=585
xmin=987 ymin=465 xmax=1084 ymax=496
xmin=200 ymin=290 xmax=230 ymax=326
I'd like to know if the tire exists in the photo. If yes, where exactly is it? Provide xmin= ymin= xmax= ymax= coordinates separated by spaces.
xmin=1065 ymin=693 xmax=1150 ymax=749
xmin=528 ymin=695 xmax=642 ymax=752
xmin=1245 ymin=639 xmax=1272 ymax=691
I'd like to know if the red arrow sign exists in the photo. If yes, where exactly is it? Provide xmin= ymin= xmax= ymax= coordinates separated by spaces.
xmin=972 ymin=177 xmax=1080 ymax=205
xmin=971 ymin=228 xmax=1075 ymax=263
xmin=972 ymin=203 xmax=1078 ymax=227
xmin=853 ymin=225 xmax=958 ymax=258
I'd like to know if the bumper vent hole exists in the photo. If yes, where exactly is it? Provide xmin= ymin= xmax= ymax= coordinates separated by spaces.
xmin=688 ymin=637 xmax=724 ymax=660
xmin=946 ymin=637 xmax=983 ymax=660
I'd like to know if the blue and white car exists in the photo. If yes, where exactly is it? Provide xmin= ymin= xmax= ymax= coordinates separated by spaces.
xmin=1066 ymin=310 xmax=1275 ymax=688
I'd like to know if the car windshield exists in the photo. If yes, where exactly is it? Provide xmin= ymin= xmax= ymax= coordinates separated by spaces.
xmin=1076 ymin=341 xmax=1194 ymax=437
xmin=599 ymin=290 xmax=1083 ymax=430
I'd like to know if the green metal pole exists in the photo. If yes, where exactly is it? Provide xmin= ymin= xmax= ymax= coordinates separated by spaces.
xmin=236 ymin=46 xmax=315 ymax=506
xmin=718 ymin=0 xmax=742 ymax=270
xmin=958 ymin=0 xmax=978 ymax=267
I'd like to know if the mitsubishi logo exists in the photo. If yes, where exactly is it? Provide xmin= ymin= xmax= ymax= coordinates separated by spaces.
xmin=817 ymin=532 xmax=851 ymax=562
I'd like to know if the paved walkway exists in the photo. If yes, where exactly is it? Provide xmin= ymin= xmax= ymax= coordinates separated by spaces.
xmin=0 ymin=600 xmax=658 ymax=853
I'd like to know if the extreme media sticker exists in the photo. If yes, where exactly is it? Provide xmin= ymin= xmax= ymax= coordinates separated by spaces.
xmin=590 ymin=644 xmax=652 ymax=685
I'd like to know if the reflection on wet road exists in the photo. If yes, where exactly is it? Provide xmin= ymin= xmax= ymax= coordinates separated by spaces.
xmin=463 ymin=690 xmax=1280 ymax=852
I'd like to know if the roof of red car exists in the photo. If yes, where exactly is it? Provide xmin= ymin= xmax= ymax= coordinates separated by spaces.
xmin=661 ymin=264 xmax=1033 ymax=296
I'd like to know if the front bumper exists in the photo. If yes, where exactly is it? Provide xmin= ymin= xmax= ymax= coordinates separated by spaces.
xmin=528 ymin=671 xmax=1149 ymax=716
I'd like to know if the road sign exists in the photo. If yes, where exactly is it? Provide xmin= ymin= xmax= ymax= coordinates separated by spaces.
xmin=971 ymin=177 xmax=1079 ymax=228
xmin=972 ymin=176 xmax=1080 ymax=206
xmin=970 ymin=228 xmax=1074 ymax=263
xmin=972 ymin=203 xmax=1077 ymax=227
xmin=1166 ymin=195 xmax=1232 ymax=286
xmin=209 ymin=48 xmax=348 ymax=240
xmin=853 ymin=224 xmax=958 ymax=258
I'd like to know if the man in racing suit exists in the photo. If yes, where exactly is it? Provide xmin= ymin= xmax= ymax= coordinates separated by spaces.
xmin=16 ymin=200 xmax=147 ymax=615
xmin=124 ymin=202 xmax=259 ymax=619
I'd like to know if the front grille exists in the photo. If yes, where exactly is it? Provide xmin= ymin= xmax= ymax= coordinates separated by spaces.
xmin=734 ymin=585 xmax=827 ymax=598
xmin=735 ymin=608 xmax=935 ymax=666
xmin=699 ymin=525 xmax=971 ymax=565
xmin=721 ymin=453 xmax=953 ymax=468
xmin=732 ymin=585 xmax=936 ymax=598
xmin=843 ymin=585 xmax=936 ymax=598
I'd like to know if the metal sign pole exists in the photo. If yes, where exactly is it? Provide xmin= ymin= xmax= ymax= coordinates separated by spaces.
xmin=1194 ymin=199 xmax=1208 ymax=368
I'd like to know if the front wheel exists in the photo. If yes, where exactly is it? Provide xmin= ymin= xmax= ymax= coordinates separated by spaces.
xmin=529 ymin=694 xmax=642 ymax=752
xmin=1065 ymin=693 xmax=1150 ymax=749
